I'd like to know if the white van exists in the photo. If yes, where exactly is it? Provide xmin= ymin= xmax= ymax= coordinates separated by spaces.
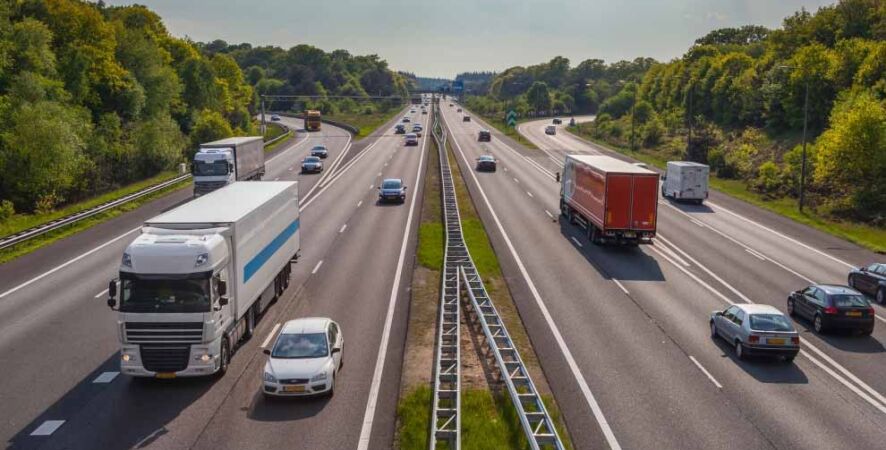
xmin=662 ymin=161 xmax=710 ymax=204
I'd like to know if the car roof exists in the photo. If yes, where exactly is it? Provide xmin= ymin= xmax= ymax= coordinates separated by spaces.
xmin=734 ymin=304 xmax=784 ymax=315
xmin=383 ymin=178 xmax=402 ymax=184
xmin=312 ymin=144 xmax=326 ymax=148
xmin=406 ymin=133 xmax=417 ymax=137
xmin=281 ymin=317 xmax=330 ymax=334
xmin=816 ymin=284 xmax=861 ymax=295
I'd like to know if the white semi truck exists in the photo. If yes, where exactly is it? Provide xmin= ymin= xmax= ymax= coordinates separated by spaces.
xmin=106 ymin=182 xmax=299 ymax=378
xmin=192 ymin=136 xmax=265 ymax=197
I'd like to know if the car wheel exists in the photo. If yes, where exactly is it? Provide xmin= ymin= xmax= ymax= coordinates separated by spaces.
xmin=734 ymin=341 xmax=745 ymax=360
xmin=877 ymin=288 xmax=885 ymax=305
xmin=787 ymin=298 xmax=795 ymax=316
xmin=327 ymin=374 xmax=335 ymax=398
xmin=813 ymin=314 xmax=825 ymax=333
xmin=710 ymin=321 xmax=718 ymax=339
xmin=216 ymin=339 xmax=230 ymax=377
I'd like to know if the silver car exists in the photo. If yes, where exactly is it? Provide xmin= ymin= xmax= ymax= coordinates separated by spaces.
xmin=710 ymin=304 xmax=799 ymax=362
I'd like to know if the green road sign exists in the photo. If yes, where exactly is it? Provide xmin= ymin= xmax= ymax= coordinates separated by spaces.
xmin=506 ymin=110 xmax=517 ymax=127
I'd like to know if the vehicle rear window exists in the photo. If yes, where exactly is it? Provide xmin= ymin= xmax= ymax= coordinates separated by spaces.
xmin=832 ymin=294 xmax=868 ymax=307
xmin=749 ymin=314 xmax=794 ymax=332
xmin=305 ymin=157 xmax=320 ymax=162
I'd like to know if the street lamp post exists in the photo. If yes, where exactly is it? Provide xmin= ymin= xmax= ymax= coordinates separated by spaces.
xmin=779 ymin=65 xmax=810 ymax=212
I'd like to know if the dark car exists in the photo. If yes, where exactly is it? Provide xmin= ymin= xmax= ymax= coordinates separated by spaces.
xmin=552 ymin=117 xmax=562 ymax=124
xmin=787 ymin=284 xmax=875 ymax=335
xmin=394 ymin=124 xmax=406 ymax=134
xmin=456 ymin=108 xmax=462 ymax=112
xmin=378 ymin=178 xmax=407 ymax=204
xmin=310 ymin=145 xmax=328 ymax=159
xmin=301 ymin=156 xmax=323 ymax=173
xmin=463 ymin=115 xmax=471 ymax=122
xmin=478 ymin=130 xmax=491 ymax=142
xmin=849 ymin=263 xmax=886 ymax=303
xmin=476 ymin=155 xmax=497 ymax=172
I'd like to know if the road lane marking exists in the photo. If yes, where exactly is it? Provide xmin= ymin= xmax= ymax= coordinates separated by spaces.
xmin=745 ymin=248 xmax=766 ymax=261
xmin=339 ymin=224 xmax=347 ymax=233
xmin=261 ymin=323 xmax=281 ymax=349
xmin=526 ymin=191 xmax=533 ymax=198
xmin=92 ymin=371 xmax=119 ymax=384
xmin=0 ymin=227 xmax=141 ymax=300
xmin=801 ymin=350 xmax=886 ymax=414
xmin=274 ymin=177 xmax=280 ymax=181
xmin=570 ymin=237 xmax=583 ymax=248
xmin=358 ymin=118 xmax=428 ymax=450
xmin=653 ymin=241 xmax=690 ymax=267
xmin=94 ymin=289 xmax=109 ymax=298
xmin=689 ymin=218 xmax=706 ymax=228
xmin=30 ymin=420 xmax=65 ymax=436
xmin=688 ymin=356 xmax=722 ymax=389
xmin=545 ymin=210 xmax=554 ymax=219
xmin=444 ymin=113 xmax=622 ymax=450
xmin=357 ymin=200 xmax=363 ymax=208
xmin=613 ymin=279 xmax=630 ymax=295
xmin=377 ymin=172 xmax=382 ymax=177
xmin=311 ymin=260 xmax=323 ymax=274
xmin=369 ymin=184 xmax=374 ymax=189
xmin=513 ymin=177 xmax=519 ymax=183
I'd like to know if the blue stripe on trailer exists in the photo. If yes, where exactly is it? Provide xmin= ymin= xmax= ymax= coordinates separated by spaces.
xmin=244 ymin=218 xmax=299 ymax=283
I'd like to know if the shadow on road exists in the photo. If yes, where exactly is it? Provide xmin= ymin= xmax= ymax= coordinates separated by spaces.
xmin=663 ymin=198 xmax=715 ymax=214
xmin=559 ymin=221 xmax=665 ymax=282
xmin=247 ymin=391 xmax=330 ymax=422
xmin=711 ymin=336 xmax=809 ymax=384
xmin=793 ymin=323 xmax=885 ymax=354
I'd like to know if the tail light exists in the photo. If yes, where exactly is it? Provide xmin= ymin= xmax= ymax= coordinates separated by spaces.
xmin=791 ymin=337 xmax=800 ymax=345
xmin=748 ymin=335 xmax=760 ymax=344
xmin=867 ymin=307 xmax=875 ymax=315
xmin=824 ymin=306 xmax=838 ymax=315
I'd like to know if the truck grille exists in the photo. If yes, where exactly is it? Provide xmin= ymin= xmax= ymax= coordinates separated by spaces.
xmin=140 ymin=344 xmax=191 ymax=373
xmin=125 ymin=322 xmax=203 ymax=344
xmin=194 ymin=181 xmax=227 ymax=192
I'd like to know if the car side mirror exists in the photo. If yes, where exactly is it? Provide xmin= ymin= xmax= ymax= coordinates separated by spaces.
xmin=263 ymin=348 xmax=271 ymax=355
xmin=108 ymin=280 xmax=117 ymax=298
xmin=403 ymin=186 xmax=408 ymax=190
xmin=331 ymin=348 xmax=341 ymax=354
xmin=860 ymin=267 xmax=867 ymax=272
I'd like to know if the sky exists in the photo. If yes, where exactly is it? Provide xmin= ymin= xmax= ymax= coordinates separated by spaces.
xmin=106 ymin=0 xmax=836 ymax=78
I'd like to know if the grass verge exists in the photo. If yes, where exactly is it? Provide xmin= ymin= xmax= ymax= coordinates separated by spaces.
xmin=477 ymin=116 xmax=539 ymax=150
xmin=326 ymin=107 xmax=406 ymax=139
xmin=568 ymin=128 xmax=886 ymax=253
xmin=0 ymin=178 xmax=191 ymax=265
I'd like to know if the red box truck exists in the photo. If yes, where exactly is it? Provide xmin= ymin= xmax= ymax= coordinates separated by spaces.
xmin=559 ymin=154 xmax=659 ymax=245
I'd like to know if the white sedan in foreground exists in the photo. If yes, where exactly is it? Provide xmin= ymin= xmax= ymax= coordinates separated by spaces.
xmin=262 ymin=317 xmax=343 ymax=397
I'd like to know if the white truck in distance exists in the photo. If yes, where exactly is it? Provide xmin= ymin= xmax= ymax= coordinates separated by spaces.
xmin=662 ymin=161 xmax=710 ymax=204
xmin=192 ymin=136 xmax=265 ymax=197
xmin=106 ymin=182 xmax=300 ymax=378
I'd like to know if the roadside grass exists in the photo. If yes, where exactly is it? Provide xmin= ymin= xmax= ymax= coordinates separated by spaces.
xmin=263 ymin=123 xmax=293 ymax=153
xmin=326 ymin=107 xmax=405 ymax=139
xmin=0 ymin=178 xmax=191 ymax=264
xmin=478 ymin=116 xmax=539 ymax=150
xmin=262 ymin=121 xmax=289 ymax=141
xmin=418 ymin=223 xmax=444 ymax=270
xmin=568 ymin=128 xmax=886 ymax=254
xmin=397 ymin=386 xmax=433 ymax=450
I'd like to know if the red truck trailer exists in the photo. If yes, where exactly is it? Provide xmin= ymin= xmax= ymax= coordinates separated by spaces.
xmin=560 ymin=154 xmax=659 ymax=245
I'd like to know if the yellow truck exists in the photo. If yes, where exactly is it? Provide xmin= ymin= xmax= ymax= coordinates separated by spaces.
xmin=304 ymin=110 xmax=322 ymax=131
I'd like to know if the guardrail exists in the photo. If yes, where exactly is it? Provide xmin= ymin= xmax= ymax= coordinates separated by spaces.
xmin=434 ymin=101 xmax=565 ymax=450
xmin=0 ymin=174 xmax=190 ymax=251
xmin=264 ymin=122 xmax=291 ymax=146
xmin=430 ymin=104 xmax=462 ymax=449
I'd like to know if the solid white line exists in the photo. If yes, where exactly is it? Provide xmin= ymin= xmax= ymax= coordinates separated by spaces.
xmin=92 ymin=371 xmax=119 ymax=384
xmin=261 ymin=323 xmax=281 ymax=349
xmin=801 ymin=350 xmax=886 ymax=414
xmin=653 ymin=241 xmax=690 ymax=267
xmin=613 ymin=279 xmax=630 ymax=295
xmin=0 ymin=227 xmax=141 ymax=300
xmin=299 ymin=139 xmax=382 ymax=211
xmin=30 ymin=420 xmax=65 ymax=436
xmin=339 ymin=224 xmax=347 ymax=233
xmin=311 ymin=260 xmax=323 ymax=275
xmin=689 ymin=218 xmax=707 ymax=228
xmin=443 ymin=113 xmax=622 ymax=450
xmin=570 ymin=236 xmax=583 ymax=248
xmin=745 ymin=248 xmax=766 ymax=261
xmin=265 ymin=130 xmax=311 ymax=164
xmin=688 ymin=356 xmax=722 ymax=389
xmin=94 ymin=288 xmax=109 ymax=299
xmin=357 ymin=117 xmax=428 ymax=450
xmin=545 ymin=210 xmax=554 ymax=219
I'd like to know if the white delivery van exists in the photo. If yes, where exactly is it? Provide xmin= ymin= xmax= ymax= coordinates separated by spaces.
xmin=662 ymin=161 xmax=710 ymax=204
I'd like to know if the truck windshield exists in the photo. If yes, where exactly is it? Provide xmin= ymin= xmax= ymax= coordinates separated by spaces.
xmin=120 ymin=274 xmax=212 ymax=313
xmin=194 ymin=160 xmax=229 ymax=176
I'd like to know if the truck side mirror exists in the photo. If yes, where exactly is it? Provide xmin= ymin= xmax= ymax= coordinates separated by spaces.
xmin=218 ymin=296 xmax=229 ymax=307
xmin=217 ymin=280 xmax=227 ymax=296
xmin=108 ymin=280 xmax=117 ymax=298
xmin=107 ymin=297 xmax=117 ymax=310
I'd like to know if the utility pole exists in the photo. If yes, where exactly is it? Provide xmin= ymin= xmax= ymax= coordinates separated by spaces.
xmin=260 ymin=96 xmax=267 ymax=135
xmin=799 ymin=79 xmax=809 ymax=212
xmin=686 ymin=84 xmax=693 ymax=157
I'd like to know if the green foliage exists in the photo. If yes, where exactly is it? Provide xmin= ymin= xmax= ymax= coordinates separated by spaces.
xmin=0 ymin=199 xmax=14 ymax=222
xmin=189 ymin=109 xmax=233 ymax=150
xmin=525 ymin=81 xmax=551 ymax=112
xmin=642 ymin=116 xmax=666 ymax=147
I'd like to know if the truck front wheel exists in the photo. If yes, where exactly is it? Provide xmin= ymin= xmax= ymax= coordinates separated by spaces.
xmin=217 ymin=339 xmax=230 ymax=377
xmin=244 ymin=306 xmax=256 ymax=339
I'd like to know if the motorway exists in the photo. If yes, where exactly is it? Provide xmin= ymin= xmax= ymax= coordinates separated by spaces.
xmin=0 ymin=106 xmax=428 ymax=450
xmin=442 ymin=105 xmax=886 ymax=449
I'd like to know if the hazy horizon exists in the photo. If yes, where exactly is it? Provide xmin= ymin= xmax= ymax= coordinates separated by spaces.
xmin=107 ymin=0 xmax=836 ymax=78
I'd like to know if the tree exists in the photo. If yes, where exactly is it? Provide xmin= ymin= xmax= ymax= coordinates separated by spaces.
xmin=525 ymin=81 xmax=551 ymax=112
xmin=189 ymin=109 xmax=233 ymax=150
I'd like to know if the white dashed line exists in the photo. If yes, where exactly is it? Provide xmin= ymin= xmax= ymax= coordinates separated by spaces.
xmin=526 ymin=191 xmax=534 ymax=198
xmin=92 ymin=371 xmax=119 ymax=384
xmin=377 ymin=172 xmax=382 ymax=177
xmin=513 ymin=177 xmax=520 ymax=183
xmin=745 ymin=248 xmax=767 ymax=261
xmin=369 ymin=184 xmax=374 ymax=190
xmin=339 ymin=224 xmax=347 ymax=233
xmin=570 ymin=237 xmax=583 ymax=247
xmin=545 ymin=210 xmax=554 ymax=219
xmin=357 ymin=200 xmax=363 ymax=208
xmin=30 ymin=420 xmax=65 ymax=436
xmin=613 ymin=279 xmax=630 ymax=295
xmin=311 ymin=260 xmax=323 ymax=274
xmin=274 ymin=177 xmax=280 ymax=181
xmin=262 ymin=323 xmax=281 ymax=348
xmin=94 ymin=289 xmax=108 ymax=298
xmin=689 ymin=356 xmax=722 ymax=389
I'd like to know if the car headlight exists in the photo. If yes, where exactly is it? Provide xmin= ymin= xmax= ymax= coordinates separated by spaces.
xmin=263 ymin=372 xmax=277 ymax=383
xmin=311 ymin=372 xmax=327 ymax=382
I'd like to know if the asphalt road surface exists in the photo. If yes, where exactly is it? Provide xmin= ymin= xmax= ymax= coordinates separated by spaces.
xmin=442 ymin=104 xmax=886 ymax=450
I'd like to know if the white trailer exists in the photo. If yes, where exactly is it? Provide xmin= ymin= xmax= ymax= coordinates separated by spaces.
xmin=193 ymin=136 xmax=265 ymax=196
xmin=662 ymin=161 xmax=709 ymax=204
xmin=107 ymin=182 xmax=299 ymax=378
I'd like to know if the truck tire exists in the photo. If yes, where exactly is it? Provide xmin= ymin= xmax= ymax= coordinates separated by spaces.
xmin=589 ymin=226 xmax=602 ymax=245
xmin=217 ymin=339 xmax=230 ymax=377
xmin=244 ymin=306 xmax=256 ymax=339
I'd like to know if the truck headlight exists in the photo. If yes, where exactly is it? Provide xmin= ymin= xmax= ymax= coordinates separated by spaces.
xmin=311 ymin=372 xmax=327 ymax=382
xmin=122 ymin=354 xmax=131 ymax=362
xmin=263 ymin=372 xmax=277 ymax=383
xmin=121 ymin=253 xmax=132 ymax=267
xmin=194 ymin=353 xmax=211 ymax=362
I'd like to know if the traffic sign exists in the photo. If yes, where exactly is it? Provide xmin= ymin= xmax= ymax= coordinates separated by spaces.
xmin=506 ymin=110 xmax=517 ymax=127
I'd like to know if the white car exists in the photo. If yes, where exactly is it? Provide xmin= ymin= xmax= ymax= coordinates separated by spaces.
xmin=545 ymin=125 xmax=556 ymax=135
xmin=262 ymin=317 xmax=343 ymax=397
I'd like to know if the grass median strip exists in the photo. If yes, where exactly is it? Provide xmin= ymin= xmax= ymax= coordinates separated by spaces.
xmin=327 ymin=107 xmax=405 ymax=139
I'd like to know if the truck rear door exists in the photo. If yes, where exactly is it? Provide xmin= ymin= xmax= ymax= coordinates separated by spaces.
xmin=605 ymin=174 xmax=632 ymax=230
xmin=631 ymin=175 xmax=658 ymax=231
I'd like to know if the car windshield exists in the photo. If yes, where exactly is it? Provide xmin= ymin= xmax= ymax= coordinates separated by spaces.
xmin=120 ymin=274 xmax=211 ymax=313
xmin=305 ymin=157 xmax=320 ymax=163
xmin=272 ymin=333 xmax=328 ymax=358
xmin=382 ymin=180 xmax=401 ymax=189
xmin=832 ymin=294 xmax=868 ymax=307
xmin=312 ymin=146 xmax=326 ymax=151
xmin=193 ymin=160 xmax=229 ymax=176
xmin=480 ymin=156 xmax=494 ymax=161
xmin=749 ymin=314 xmax=794 ymax=332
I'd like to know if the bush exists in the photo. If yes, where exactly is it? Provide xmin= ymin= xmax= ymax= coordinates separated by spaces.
xmin=754 ymin=160 xmax=782 ymax=195
xmin=642 ymin=117 xmax=666 ymax=147
xmin=0 ymin=200 xmax=14 ymax=222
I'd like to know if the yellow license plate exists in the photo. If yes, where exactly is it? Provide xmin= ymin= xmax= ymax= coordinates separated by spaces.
xmin=155 ymin=372 xmax=176 ymax=379
xmin=847 ymin=311 xmax=862 ymax=317
xmin=283 ymin=385 xmax=305 ymax=393
xmin=767 ymin=338 xmax=785 ymax=345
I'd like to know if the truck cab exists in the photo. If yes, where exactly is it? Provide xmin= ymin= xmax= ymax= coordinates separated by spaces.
xmin=193 ymin=148 xmax=235 ymax=196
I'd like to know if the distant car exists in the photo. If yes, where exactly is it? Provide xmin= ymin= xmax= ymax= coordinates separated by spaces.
xmin=848 ymin=263 xmax=886 ymax=303
xmin=422 ymin=110 xmax=428 ymax=115
xmin=271 ymin=114 xmax=281 ymax=121
xmin=301 ymin=156 xmax=323 ymax=173
xmin=463 ymin=115 xmax=471 ymax=122
xmin=545 ymin=125 xmax=556 ymax=135
xmin=310 ymin=145 xmax=328 ymax=159
xmin=402 ymin=116 xmax=411 ymax=123
xmin=710 ymin=304 xmax=799 ymax=362
xmin=405 ymin=133 xmax=419 ymax=146
xmin=552 ymin=117 xmax=562 ymax=124
xmin=478 ymin=130 xmax=491 ymax=142
xmin=394 ymin=124 xmax=406 ymax=134
xmin=788 ymin=284 xmax=875 ymax=334
xmin=412 ymin=124 xmax=423 ymax=136
xmin=476 ymin=154 xmax=497 ymax=172
xmin=262 ymin=317 xmax=343 ymax=397
xmin=449 ymin=103 xmax=454 ymax=107
xmin=410 ymin=109 xmax=416 ymax=113
xmin=457 ymin=108 xmax=462 ymax=112
xmin=378 ymin=178 xmax=407 ymax=203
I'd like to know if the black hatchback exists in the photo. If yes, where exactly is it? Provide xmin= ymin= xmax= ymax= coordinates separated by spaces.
xmin=787 ymin=284 xmax=875 ymax=335
xmin=848 ymin=263 xmax=886 ymax=304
